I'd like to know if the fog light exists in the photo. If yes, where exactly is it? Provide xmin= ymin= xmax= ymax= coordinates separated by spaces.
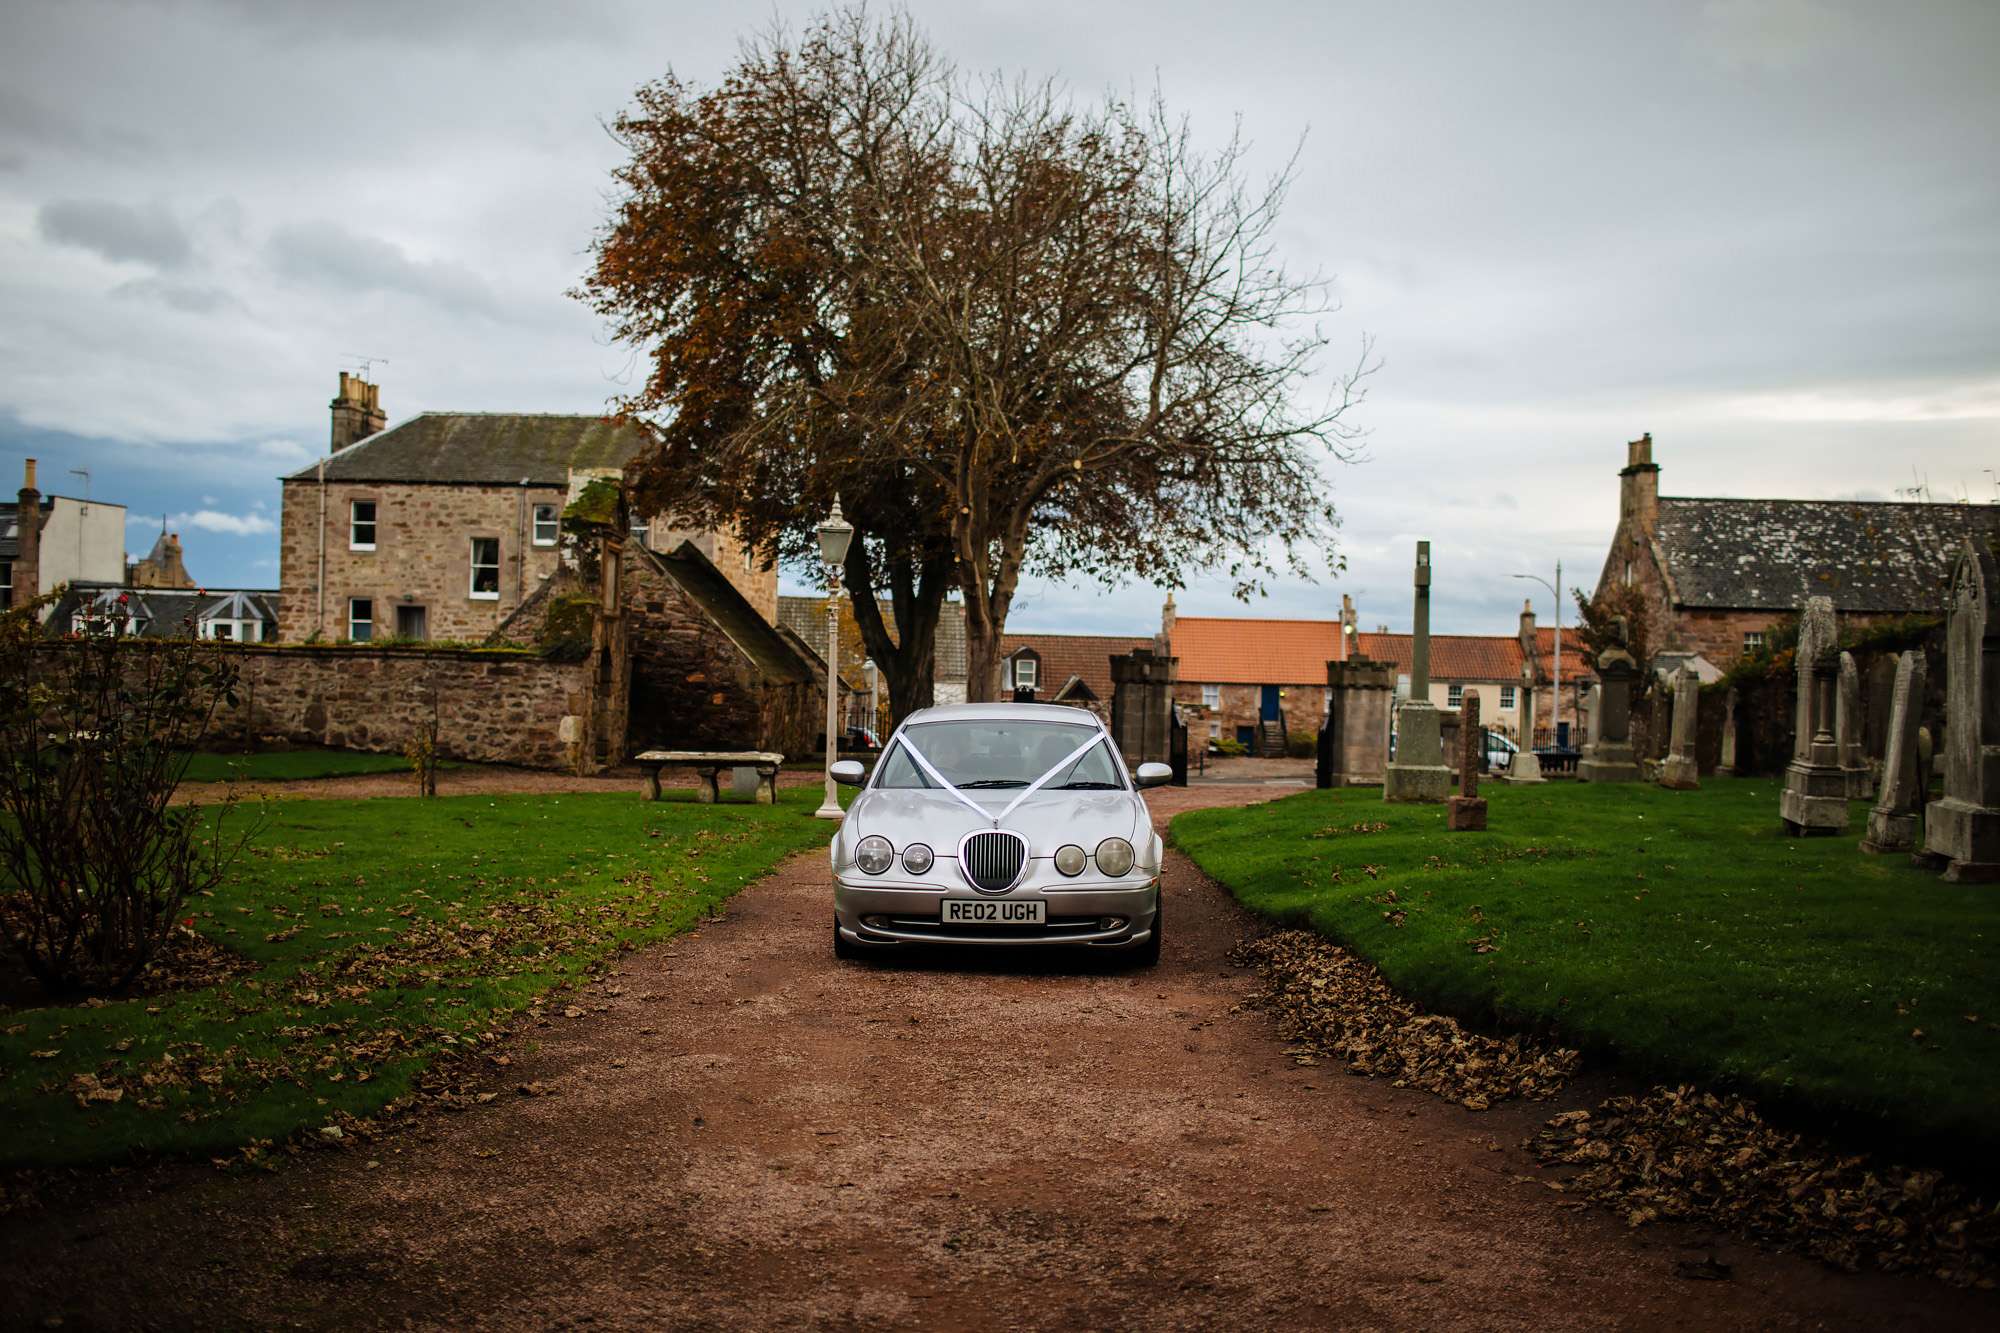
xmin=1099 ymin=916 xmax=1124 ymax=930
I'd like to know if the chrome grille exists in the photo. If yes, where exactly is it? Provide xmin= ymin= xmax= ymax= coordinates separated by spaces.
xmin=959 ymin=829 xmax=1027 ymax=893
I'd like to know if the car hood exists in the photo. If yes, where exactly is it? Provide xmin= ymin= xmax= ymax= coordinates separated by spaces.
xmin=849 ymin=787 xmax=1142 ymax=855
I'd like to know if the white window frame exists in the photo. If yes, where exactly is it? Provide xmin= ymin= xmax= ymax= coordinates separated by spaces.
xmin=1201 ymin=683 xmax=1221 ymax=709
xmin=0 ymin=559 xmax=11 ymax=608
xmin=349 ymin=598 xmax=373 ymax=642
xmin=532 ymin=503 xmax=559 ymax=547
xmin=1012 ymin=656 xmax=1038 ymax=690
xmin=1500 ymin=685 xmax=1517 ymax=710
xmin=349 ymin=499 xmax=377 ymax=551
xmin=1447 ymin=683 xmax=1465 ymax=707
xmin=1743 ymin=630 xmax=1765 ymax=653
xmin=629 ymin=512 xmax=650 ymax=545
xmin=469 ymin=537 xmax=501 ymax=600
xmin=1208 ymin=720 xmax=1221 ymax=738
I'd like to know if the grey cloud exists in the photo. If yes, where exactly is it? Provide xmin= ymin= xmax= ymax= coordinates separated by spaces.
xmin=112 ymin=278 xmax=240 ymax=314
xmin=267 ymin=221 xmax=500 ymax=318
xmin=38 ymin=198 xmax=193 ymax=269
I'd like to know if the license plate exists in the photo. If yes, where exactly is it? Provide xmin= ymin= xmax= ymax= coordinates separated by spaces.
xmin=941 ymin=898 xmax=1046 ymax=925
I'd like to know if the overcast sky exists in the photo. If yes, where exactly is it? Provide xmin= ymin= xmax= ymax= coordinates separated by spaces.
xmin=4 ymin=0 xmax=1995 ymax=636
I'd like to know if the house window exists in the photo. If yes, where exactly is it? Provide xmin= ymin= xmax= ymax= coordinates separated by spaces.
xmin=1208 ymin=720 xmax=1221 ymax=738
xmin=1501 ymin=685 xmax=1516 ymax=710
xmin=0 ymin=559 xmax=10 ymax=609
xmin=350 ymin=500 xmax=377 ymax=551
xmin=1202 ymin=683 xmax=1221 ymax=709
xmin=532 ymin=504 xmax=559 ymax=546
xmin=629 ymin=512 xmax=649 ymax=546
xmin=349 ymin=598 xmax=373 ymax=642
xmin=395 ymin=605 xmax=428 ymax=640
xmin=211 ymin=623 xmax=234 ymax=641
xmin=1743 ymin=630 xmax=1765 ymax=654
xmin=1447 ymin=683 xmax=1465 ymax=707
xmin=469 ymin=538 xmax=500 ymax=599
xmin=1012 ymin=656 xmax=1038 ymax=690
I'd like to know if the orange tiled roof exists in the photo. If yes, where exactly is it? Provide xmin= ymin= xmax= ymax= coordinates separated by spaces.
xmin=1172 ymin=616 xmax=1342 ymax=685
xmin=1356 ymin=632 xmax=1525 ymax=683
xmin=1000 ymin=632 xmax=1155 ymax=703
xmin=1533 ymin=626 xmax=1597 ymax=685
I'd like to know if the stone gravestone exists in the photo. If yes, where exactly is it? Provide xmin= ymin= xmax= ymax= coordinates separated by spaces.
xmin=1658 ymin=666 xmax=1700 ymax=790
xmin=1578 ymin=620 xmax=1642 ymax=782
xmin=1919 ymin=540 xmax=2000 ymax=880
xmin=1323 ymin=653 xmax=1396 ymax=787
xmin=1861 ymin=650 xmax=1928 ymax=854
xmin=1837 ymin=651 xmax=1872 ymax=801
xmin=1864 ymin=654 xmax=1896 ymax=774
xmin=1779 ymin=597 xmax=1849 ymax=836
xmin=1718 ymin=687 xmax=1738 ymax=774
xmin=1510 ymin=668 xmax=1546 ymax=783
xmin=1384 ymin=541 xmax=1450 ymax=802
xmin=1447 ymin=693 xmax=1488 ymax=830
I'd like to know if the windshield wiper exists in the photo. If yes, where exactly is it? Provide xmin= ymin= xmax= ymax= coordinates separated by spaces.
xmin=1057 ymin=781 xmax=1124 ymax=789
xmin=956 ymin=778 xmax=1029 ymax=789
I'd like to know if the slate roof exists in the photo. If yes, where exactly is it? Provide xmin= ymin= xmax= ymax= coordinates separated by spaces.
xmin=1654 ymin=497 xmax=2000 ymax=613
xmin=1172 ymin=616 xmax=1341 ymax=685
xmin=46 ymin=583 xmax=280 ymax=639
xmin=776 ymin=595 xmax=968 ymax=681
xmin=1000 ymin=632 xmax=1155 ymax=704
xmin=646 ymin=543 xmax=814 ymax=685
xmin=1356 ymin=633 xmax=1525 ymax=683
xmin=0 ymin=504 xmax=18 ymax=560
xmin=284 ymin=414 xmax=646 ymax=486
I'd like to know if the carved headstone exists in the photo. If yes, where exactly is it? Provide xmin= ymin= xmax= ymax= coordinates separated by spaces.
xmin=1864 ymin=655 xmax=1896 ymax=764
xmin=1861 ymin=651 xmax=1927 ymax=853
xmin=1837 ymin=651 xmax=1872 ymax=800
xmin=1323 ymin=654 xmax=1396 ymax=787
xmin=1385 ymin=541 xmax=1450 ymax=802
xmin=1920 ymin=541 xmax=2000 ymax=880
xmin=1718 ymin=687 xmax=1739 ymax=773
xmin=1577 ymin=622 xmax=1641 ymax=783
xmin=1779 ymin=597 xmax=1849 ymax=835
xmin=1447 ymin=692 xmax=1488 ymax=831
xmin=1659 ymin=667 xmax=1700 ymax=790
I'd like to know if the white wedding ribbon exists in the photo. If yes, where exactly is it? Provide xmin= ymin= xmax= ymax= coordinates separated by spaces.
xmin=894 ymin=729 xmax=1114 ymax=829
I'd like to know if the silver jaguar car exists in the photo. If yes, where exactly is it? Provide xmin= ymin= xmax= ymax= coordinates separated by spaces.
xmin=829 ymin=703 xmax=1169 ymax=962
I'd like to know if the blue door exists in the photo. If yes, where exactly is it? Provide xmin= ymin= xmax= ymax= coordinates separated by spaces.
xmin=1260 ymin=686 xmax=1281 ymax=721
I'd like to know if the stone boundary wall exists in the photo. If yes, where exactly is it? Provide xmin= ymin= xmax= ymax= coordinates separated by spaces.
xmin=208 ymin=646 xmax=596 ymax=770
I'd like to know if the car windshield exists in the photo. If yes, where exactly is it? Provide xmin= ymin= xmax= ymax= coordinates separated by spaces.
xmin=875 ymin=720 xmax=1125 ymax=791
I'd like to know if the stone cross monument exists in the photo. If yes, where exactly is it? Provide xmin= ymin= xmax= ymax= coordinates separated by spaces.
xmin=1448 ymin=692 xmax=1488 ymax=830
xmin=1384 ymin=541 xmax=1450 ymax=802
xmin=1659 ymin=666 xmax=1700 ymax=790
xmin=1577 ymin=619 xmax=1641 ymax=782
xmin=1919 ymin=540 xmax=2000 ymax=880
xmin=1779 ymin=596 xmax=1849 ymax=835
xmin=1861 ymin=650 xmax=1927 ymax=854
xmin=1510 ymin=666 xmax=1546 ymax=783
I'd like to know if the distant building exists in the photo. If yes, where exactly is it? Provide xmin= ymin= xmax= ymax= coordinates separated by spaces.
xmin=128 ymin=527 xmax=197 ymax=589
xmin=1000 ymin=630 xmax=1155 ymax=718
xmin=1 ymin=459 xmax=127 ymax=613
xmin=1163 ymin=598 xmax=1336 ymax=752
xmin=49 ymin=583 xmax=280 ymax=642
xmin=278 ymin=373 xmax=772 ymax=642
xmin=778 ymin=595 xmax=970 ymax=715
xmin=1594 ymin=432 xmax=2000 ymax=670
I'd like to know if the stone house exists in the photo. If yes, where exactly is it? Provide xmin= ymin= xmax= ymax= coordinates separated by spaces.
xmin=278 ymin=373 xmax=772 ymax=643
xmin=1000 ymin=630 xmax=1156 ymax=718
xmin=2 ymin=459 xmax=127 ymax=614
xmin=1162 ymin=600 xmax=1336 ymax=752
xmin=48 ymin=583 xmax=280 ymax=642
xmin=778 ymin=594 xmax=969 ymax=724
xmin=1593 ymin=432 xmax=2000 ymax=670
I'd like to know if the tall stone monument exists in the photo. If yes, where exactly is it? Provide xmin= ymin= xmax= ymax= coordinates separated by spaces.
xmin=1383 ymin=541 xmax=1449 ymax=802
xmin=1323 ymin=653 xmax=1397 ymax=786
xmin=1836 ymin=651 xmax=1872 ymax=800
xmin=1659 ymin=666 xmax=1701 ymax=790
xmin=1920 ymin=541 xmax=2000 ymax=880
xmin=1577 ymin=620 xmax=1641 ymax=783
xmin=1861 ymin=650 xmax=1927 ymax=854
xmin=1447 ymin=692 xmax=1488 ymax=830
xmin=1718 ymin=687 xmax=1739 ymax=773
xmin=1509 ymin=666 xmax=1546 ymax=783
xmin=1779 ymin=597 xmax=1849 ymax=836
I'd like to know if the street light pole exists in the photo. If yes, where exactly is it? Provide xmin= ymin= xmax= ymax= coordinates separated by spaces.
xmin=814 ymin=497 xmax=855 ymax=821
xmin=1511 ymin=560 xmax=1563 ymax=747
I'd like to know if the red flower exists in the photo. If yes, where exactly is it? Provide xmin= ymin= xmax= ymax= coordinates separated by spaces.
xmin=183 ymin=916 xmax=195 ymax=928
xmin=117 ymin=593 xmax=130 ymax=604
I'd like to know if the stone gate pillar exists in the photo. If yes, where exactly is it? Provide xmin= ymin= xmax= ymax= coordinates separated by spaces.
xmin=1110 ymin=648 xmax=1177 ymax=767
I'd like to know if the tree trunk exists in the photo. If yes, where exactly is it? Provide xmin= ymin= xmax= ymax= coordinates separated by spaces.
xmin=845 ymin=539 xmax=950 ymax=727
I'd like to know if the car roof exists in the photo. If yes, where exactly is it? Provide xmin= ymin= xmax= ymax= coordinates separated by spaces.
xmin=899 ymin=702 xmax=1106 ymax=729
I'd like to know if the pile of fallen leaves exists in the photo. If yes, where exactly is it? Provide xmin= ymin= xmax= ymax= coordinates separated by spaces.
xmin=1534 ymin=1086 xmax=2000 ymax=1286
xmin=1232 ymin=929 xmax=1579 ymax=1110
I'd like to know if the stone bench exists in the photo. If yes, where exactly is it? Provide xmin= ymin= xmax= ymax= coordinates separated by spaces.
xmin=634 ymin=750 xmax=785 ymax=805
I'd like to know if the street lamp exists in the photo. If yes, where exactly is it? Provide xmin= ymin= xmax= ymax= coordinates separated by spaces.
xmin=814 ymin=496 xmax=855 ymax=820
xmin=1511 ymin=560 xmax=1563 ymax=746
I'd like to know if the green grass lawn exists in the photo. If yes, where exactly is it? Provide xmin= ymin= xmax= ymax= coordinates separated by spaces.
xmin=177 ymin=748 xmax=455 ymax=783
xmin=0 ymin=787 xmax=834 ymax=1170
xmin=1173 ymin=778 xmax=2000 ymax=1154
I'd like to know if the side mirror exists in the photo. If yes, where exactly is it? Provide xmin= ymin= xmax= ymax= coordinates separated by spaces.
xmin=1134 ymin=762 xmax=1173 ymax=789
xmin=830 ymin=760 xmax=868 ymax=787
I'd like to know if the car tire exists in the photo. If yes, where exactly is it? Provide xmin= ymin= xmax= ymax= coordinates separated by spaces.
xmin=834 ymin=917 xmax=861 ymax=961
xmin=1132 ymin=895 xmax=1162 ymax=967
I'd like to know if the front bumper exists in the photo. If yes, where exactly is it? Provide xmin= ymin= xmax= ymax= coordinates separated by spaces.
xmin=834 ymin=875 xmax=1160 ymax=948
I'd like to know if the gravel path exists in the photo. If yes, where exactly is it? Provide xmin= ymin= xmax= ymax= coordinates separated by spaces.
xmin=4 ymin=783 xmax=1990 ymax=1329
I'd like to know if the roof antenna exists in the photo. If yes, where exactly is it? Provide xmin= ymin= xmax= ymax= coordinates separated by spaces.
xmin=68 ymin=466 xmax=90 ymax=500
xmin=343 ymin=353 xmax=390 ymax=379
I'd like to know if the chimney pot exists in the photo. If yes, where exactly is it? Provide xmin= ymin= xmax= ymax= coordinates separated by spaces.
xmin=23 ymin=458 xmax=36 ymax=491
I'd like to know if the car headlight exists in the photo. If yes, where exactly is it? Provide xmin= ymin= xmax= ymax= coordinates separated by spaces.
xmin=854 ymin=835 xmax=894 ymax=875
xmin=1094 ymin=837 xmax=1135 ymax=877
xmin=902 ymin=843 xmax=934 ymax=874
xmin=1053 ymin=844 xmax=1087 ymax=877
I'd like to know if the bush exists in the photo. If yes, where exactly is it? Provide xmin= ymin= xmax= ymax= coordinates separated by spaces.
xmin=0 ymin=599 xmax=253 ymax=996
xmin=1212 ymin=737 xmax=1249 ymax=757
xmin=1285 ymin=733 xmax=1316 ymax=759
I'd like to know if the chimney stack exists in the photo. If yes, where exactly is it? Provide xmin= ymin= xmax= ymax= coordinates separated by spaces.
xmin=1619 ymin=431 xmax=1659 ymax=536
xmin=15 ymin=457 xmax=42 ymax=608
xmin=330 ymin=372 xmax=386 ymax=452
